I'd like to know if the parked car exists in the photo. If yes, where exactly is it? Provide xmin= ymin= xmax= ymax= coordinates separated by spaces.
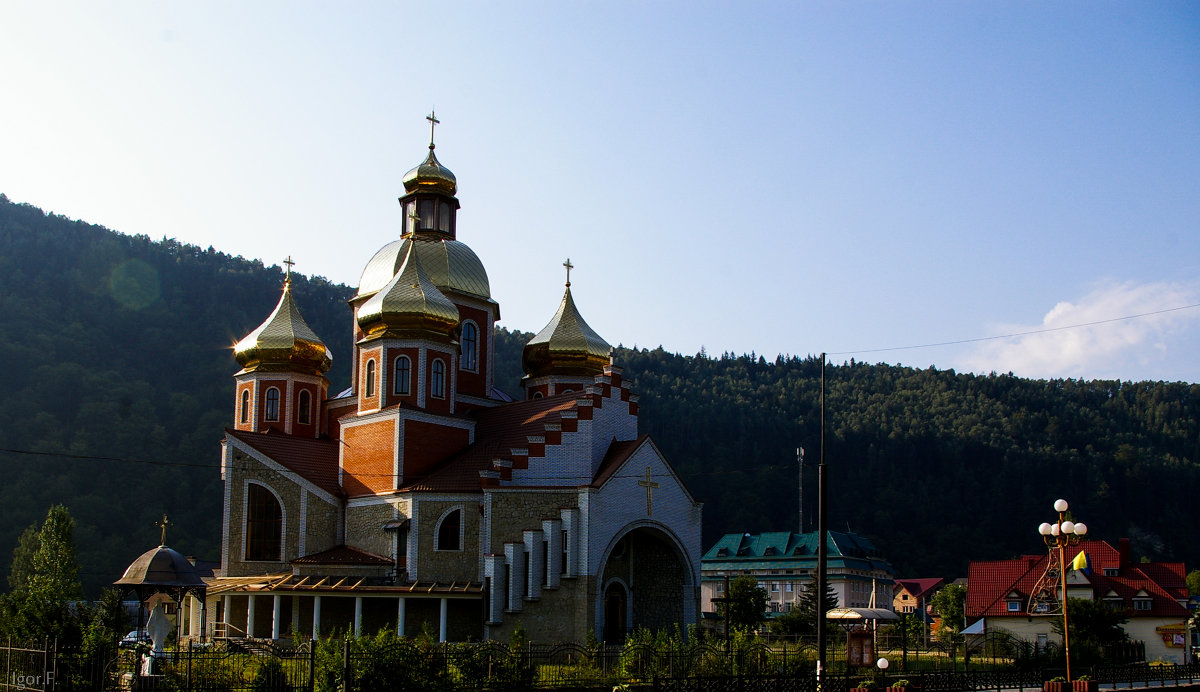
xmin=119 ymin=630 xmax=151 ymax=649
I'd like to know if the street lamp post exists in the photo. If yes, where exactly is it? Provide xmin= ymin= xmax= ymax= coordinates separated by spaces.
xmin=1038 ymin=499 xmax=1088 ymax=682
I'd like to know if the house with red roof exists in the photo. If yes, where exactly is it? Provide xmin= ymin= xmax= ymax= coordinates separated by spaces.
xmin=187 ymin=129 xmax=703 ymax=644
xmin=966 ymin=538 xmax=1189 ymax=662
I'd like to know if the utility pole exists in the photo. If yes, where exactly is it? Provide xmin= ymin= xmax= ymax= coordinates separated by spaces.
xmin=798 ymin=447 xmax=805 ymax=534
xmin=817 ymin=353 xmax=828 ymax=689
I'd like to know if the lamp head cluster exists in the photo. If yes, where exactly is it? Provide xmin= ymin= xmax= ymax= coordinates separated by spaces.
xmin=1038 ymin=498 xmax=1087 ymax=546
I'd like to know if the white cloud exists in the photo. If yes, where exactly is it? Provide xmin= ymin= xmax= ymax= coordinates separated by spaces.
xmin=954 ymin=281 xmax=1200 ymax=381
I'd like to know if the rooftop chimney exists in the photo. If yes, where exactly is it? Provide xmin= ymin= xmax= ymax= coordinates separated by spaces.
xmin=1118 ymin=538 xmax=1131 ymax=569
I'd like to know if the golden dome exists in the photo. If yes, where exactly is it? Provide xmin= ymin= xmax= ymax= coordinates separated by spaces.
xmin=357 ymin=240 xmax=461 ymax=339
xmin=402 ymin=147 xmax=457 ymax=196
xmin=234 ymin=281 xmax=332 ymax=376
xmin=357 ymin=236 xmax=492 ymax=303
xmin=522 ymin=285 xmax=611 ymax=378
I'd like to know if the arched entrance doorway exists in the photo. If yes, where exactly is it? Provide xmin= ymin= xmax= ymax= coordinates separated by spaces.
xmin=597 ymin=524 xmax=695 ymax=639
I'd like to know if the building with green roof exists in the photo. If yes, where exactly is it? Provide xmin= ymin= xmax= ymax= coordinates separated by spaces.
xmin=701 ymin=531 xmax=895 ymax=619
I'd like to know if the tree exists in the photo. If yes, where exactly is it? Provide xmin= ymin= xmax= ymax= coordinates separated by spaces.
xmin=7 ymin=525 xmax=38 ymax=591
xmin=772 ymin=578 xmax=839 ymax=636
xmin=1186 ymin=569 xmax=1200 ymax=596
xmin=931 ymin=583 xmax=966 ymax=638
xmin=717 ymin=576 xmax=768 ymax=632
xmin=1051 ymin=598 xmax=1127 ymax=665
xmin=0 ymin=505 xmax=84 ymax=642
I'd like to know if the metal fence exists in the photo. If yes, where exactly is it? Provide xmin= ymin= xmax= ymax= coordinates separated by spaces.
xmin=3 ymin=637 xmax=1197 ymax=692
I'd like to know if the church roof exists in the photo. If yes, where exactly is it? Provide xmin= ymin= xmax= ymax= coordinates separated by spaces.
xmin=400 ymin=393 xmax=579 ymax=492
xmin=225 ymin=428 xmax=343 ymax=498
xmin=591 ymin=436 xmax=650 ymax=487
xmin=234 ymin=280 xmax=332 ymax=376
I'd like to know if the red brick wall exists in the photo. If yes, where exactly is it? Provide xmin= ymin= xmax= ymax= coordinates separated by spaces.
xmin=425 ymin=348 xmax=454 ymax=415
xmin=455 ymin=305 xmax=491 ymax=399
xmin=260 ymin=379 xmax=288 ymax=433
xmin=342 ymin=419 xmax=397 ymax=496
xmin=235 ymin=382 xmax=255 ymax=431
xmin=403 ymin=419 xmax=470 ymax=479
xmin=359 ymin=347 xmax=383 ymax=411
xmin=384 ymin=346 xmax=420 ymax=409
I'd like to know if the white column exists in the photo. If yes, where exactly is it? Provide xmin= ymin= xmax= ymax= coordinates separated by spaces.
xmin=397 ymin=598 xmax=406 ymax=637
xmin=543 ymin=519 xmax=563 ymax=588
xmin=271 ymin=595 xmax=282 ymax=639
xmin=504 ymin=543 xmax=525 ymax=612
xmin=312 ymin=596 xmax=322 ymax=640
xmin=190 ymin=596 xmax=201 ymax=637
xmin=561 ymin=508 xmax=580 ymax=577
xmin=439 ymin=598 xmax=448 ymax=643
xmin=223 ymin=595 xmax=232 ymax=637
xmin=246 ymin=595 xmax=257 ymax=639
xmin=484 ymin=554 xmax=506 ymax=624
xmin=523 ymin=530 xmax=544 ymax=601
xmin=354 ymin=597 xmax=363 ymax=637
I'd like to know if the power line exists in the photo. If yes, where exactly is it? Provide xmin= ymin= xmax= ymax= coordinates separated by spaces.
xmin=827 ymin=302 xmax=1200 ymax=357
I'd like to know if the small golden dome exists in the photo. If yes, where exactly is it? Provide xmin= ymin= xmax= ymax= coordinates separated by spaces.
xmin=522 ymin=285 xmax=611 ymax=378
xmin=234 ymin=282 xmax=332 ymax=376
xmin=402 ymin=147 xmax=457 ymax=196
xmin=357 ymin=240 xmax=461 ymax=340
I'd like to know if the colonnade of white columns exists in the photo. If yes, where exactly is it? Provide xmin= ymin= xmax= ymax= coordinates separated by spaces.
xmin=222 ymin=593 xmax=453 ymax=642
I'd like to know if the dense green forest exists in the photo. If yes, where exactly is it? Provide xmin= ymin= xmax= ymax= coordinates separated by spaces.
xmin=2 ymin=195 xmax=1198 ymax=596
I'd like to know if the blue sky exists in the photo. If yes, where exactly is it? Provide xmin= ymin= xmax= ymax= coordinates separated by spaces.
xmin=2 ymin=2 xmax=1198 ymax=382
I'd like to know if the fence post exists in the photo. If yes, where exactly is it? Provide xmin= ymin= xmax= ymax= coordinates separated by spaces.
xmin=342 ymin=638 xmax=350 ymax=692
xmin=186 ymin=640 xmax=192 ymax=692
xmin=308 ymin=642 xmax=316 ymax=692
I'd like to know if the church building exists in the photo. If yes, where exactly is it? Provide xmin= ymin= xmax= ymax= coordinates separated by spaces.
xmin=200 ymin=122 xmax=703 ymax=643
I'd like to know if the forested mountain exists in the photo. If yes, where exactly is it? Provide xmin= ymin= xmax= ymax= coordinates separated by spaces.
xmin=2 ymin=195 xmax=1198 ymax=596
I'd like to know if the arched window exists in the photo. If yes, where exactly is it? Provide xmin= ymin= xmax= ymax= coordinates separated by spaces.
xmin=531 ymin=391 xmax=543 ymax=400
xmin=431 ymin=359 xmax=446 ymax=399
xmin=365 ymin=359 xmax=376 ymax=398
xmin=246 ymin=483 xmax=282 ymax=561
xmin=394 ymin=355 xmax=411 ymax=395
xmin=264 ymin=387 xmax=280 ymax=421
xmin=461 ymin=322 xmax=478 ymax=372
xmin=435 ymin=508 xmax=462 ymax=551
xmin=297 ymin=390 xmax=311 ymax=425
xmin=240 ymin=390 xmax=250 ymax=423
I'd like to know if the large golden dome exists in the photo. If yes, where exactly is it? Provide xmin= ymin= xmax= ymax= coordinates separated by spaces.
xmin=234 ymin=282 xmax=332 ymax=376
xmin=357 ymin=241 xmax=461 ymax=340
xmin=357 ymin=236 xmax=491 ymax=303
xmin=402 ymin=147 xmax=457 ymax=196
xmin=522 ymin=286 xmax=611 ymax=378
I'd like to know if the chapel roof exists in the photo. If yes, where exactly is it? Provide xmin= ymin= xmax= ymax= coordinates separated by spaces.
xmin=291 ymin=545 xmax=393 ymax=566
xmin=357 ymin=241 xmax=460 ymax=339
xmin=115 ymin=545 xmax=207 ymax=589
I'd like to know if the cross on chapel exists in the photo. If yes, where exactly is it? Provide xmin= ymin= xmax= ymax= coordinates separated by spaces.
xmin=638 ymin=466 xmax=659 ymax=515
xmin=563 ymin=258 xmax=574 ymax=287
xmin=283 ymin=256 xmax=295 ymax=283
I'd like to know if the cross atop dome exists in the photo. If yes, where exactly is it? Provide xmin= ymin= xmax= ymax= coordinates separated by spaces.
xmin=283 ymin=255 xmax=295 ymax=284
xmin=563 ymin=258 xmax=574 ymax=287
xmin=427 ymin=110 xmax=439 ymax=150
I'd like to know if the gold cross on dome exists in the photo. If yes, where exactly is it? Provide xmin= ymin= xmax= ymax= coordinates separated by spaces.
xmin=638 ymin=466 xmax=659 ymax=515
xmin=283 ymin=255 xmax=295 ymax=283
xmin=156 ymin=514 xmax=171 ymax=546
xmin=563 ymin=258 xmax=574 ymax=287
xmin=426 ymin=110 xmax=440 ymax=148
